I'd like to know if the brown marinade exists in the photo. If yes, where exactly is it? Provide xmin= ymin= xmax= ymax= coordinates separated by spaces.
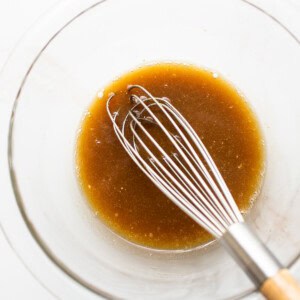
xmin=76 ymin=63 xmax=264 ymax=250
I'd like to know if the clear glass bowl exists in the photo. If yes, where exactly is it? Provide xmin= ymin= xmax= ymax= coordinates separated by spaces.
xmin=5 ymin=0 xmax=300 ymax=298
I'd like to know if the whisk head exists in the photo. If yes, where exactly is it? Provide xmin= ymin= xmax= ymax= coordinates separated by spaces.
xmin=106 ymin=85 xmax=243 ymax=238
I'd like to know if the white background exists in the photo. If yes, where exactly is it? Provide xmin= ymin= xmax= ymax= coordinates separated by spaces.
xmin=0 ymin=2 xmax=57 ymax=299
xmin=0 ymin=0 xmax=299 ymax=299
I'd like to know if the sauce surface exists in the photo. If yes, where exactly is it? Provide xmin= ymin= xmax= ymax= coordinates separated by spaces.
xmin=76 ymin=63 xmax=264 ymax=250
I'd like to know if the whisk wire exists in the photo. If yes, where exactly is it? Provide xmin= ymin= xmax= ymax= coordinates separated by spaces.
xmin=130 ymin=88 xmax=240 ymax=225
xmin=106 ymin=85 xmax=243 ymax=237
xmin=148 ymin=158 xmax=224 ymax=236
xmin=129 ymin=111 xmax=230 ymax=232
xmin=108 ymin=100 xmax=224 ymax=236
xmin=163 ymin=101 xmax=242 ymax=223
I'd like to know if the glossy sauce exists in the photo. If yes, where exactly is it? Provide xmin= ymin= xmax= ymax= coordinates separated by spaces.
xmin=76 ymin=63 xmax=264 ymax=250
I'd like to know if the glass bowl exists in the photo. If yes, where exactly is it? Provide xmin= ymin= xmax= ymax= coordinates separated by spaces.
xmin=5 ymin=0 xmax=300 ymax=298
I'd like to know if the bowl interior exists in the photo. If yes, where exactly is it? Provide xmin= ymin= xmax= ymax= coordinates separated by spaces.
xmin=10 ymin=0 xmax=300 ymax=298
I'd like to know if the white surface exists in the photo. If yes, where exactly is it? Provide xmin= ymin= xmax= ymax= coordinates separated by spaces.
xmin=0 ymin=2 xmax=58 ymax=299
xmin=0 ymin=0 xmax=299 ymax=299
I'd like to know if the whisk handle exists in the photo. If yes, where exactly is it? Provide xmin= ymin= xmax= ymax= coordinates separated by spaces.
xmin=261 ymin=269 xmax=300 ymax=300
xmin=222 ymin=222 xmax=300 ymax=300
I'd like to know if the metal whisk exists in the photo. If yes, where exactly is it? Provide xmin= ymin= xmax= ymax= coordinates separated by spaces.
xmin=107 ymin=85 xmax=300 ymax=300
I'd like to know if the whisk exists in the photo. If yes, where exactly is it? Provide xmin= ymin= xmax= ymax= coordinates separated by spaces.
xmin=107 ymin=85 xmax=300 ymax=300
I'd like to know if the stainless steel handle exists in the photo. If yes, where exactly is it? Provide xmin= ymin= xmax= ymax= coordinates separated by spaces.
xmin=221 ymin=222 xmax=282 ymax=287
